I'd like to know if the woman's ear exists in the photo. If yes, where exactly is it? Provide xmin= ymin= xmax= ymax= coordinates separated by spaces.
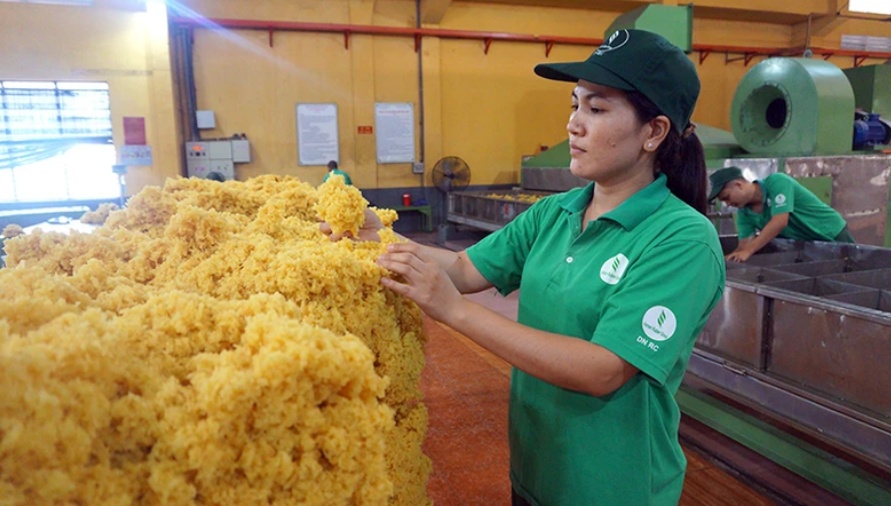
xmin=644 ymin=115 xmax=671 ymax=152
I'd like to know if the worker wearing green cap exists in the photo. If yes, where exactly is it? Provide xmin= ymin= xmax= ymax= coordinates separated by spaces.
xmin=709 ymin=166 xmax=854 ymax=262
xmin=356 ymin=28 xmax=725 ymax=506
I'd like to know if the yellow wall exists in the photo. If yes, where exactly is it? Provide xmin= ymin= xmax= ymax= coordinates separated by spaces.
xmin=3 ymin=0 xmax=890 ymax=193
xmin=182 ymin=0 xmax=424 ymax=187
xmin=0 ymin=1 xmax=180 ymax=196
xmin=179 ymin=0 xmax=891 ymax=188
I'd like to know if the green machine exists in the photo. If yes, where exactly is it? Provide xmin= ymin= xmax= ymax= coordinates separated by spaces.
xmin=844 ymin=63 xmax=891 ymax=119
xmin=731 ymin=58 xmax=855 ymax=156
xmin=605 ymin=4 xmax=693 ymax=52
xmin=726 ymin=57 xmax=891 ymax=247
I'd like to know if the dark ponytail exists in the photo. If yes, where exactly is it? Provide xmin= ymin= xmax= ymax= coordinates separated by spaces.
xmin=625 ymin=91 xmax=708 ymax=215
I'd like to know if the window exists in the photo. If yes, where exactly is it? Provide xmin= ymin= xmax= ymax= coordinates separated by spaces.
xmin=0 ymin=80 xmax=119 ymax=204
xmin=849 ymin=0 xmax=891 ymax=16
xmin=841 ymin=34 xmax=891 ymax=52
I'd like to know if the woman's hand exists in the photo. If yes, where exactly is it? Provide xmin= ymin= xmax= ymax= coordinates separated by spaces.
xmin=377 ymin=242 xmax=466 ymax=324
xmin=320 ymin=208 xmax=384 ymax=242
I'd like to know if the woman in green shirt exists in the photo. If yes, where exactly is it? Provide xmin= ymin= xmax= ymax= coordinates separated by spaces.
xmin=341 ymin=29 xmax=725 ymax=505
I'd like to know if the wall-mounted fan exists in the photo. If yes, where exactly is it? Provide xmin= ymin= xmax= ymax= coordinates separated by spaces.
xmin=431 ymin=156 xmax=470 ymax=193
xmin=430 ymin=156 xmax=470 ymax=229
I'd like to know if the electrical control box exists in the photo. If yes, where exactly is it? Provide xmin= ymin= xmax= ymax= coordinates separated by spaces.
xmin=231 ymin=139 xmax=251 ymax=163
xmin=186 ymin=141 xmax=235 ymax=181
xmin=196 ymin=110 xmax=216 ymax=129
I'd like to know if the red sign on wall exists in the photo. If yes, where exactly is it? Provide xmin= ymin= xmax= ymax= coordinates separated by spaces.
xmin=357 ymin=125 xmax=373 ymax=134
xmin=123 ymin=117 xmax=146 ymax=145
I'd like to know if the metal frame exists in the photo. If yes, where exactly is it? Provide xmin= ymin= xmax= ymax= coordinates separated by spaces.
xmin=689 ymin=239 xmax=891 ymax=483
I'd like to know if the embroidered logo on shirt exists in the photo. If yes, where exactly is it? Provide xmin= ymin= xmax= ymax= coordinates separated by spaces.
xmin=775 ymin=193 xmax=787 ymax=206
xmin=599 ymin=253 xmax=629 ymax=285
xmin=642 ymin=306 xmax=677 ymax=341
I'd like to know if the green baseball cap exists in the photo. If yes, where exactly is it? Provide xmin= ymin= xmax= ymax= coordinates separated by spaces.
xmin=707 ymin=166 xmax=745 ymax=201
xmin=534 ymin=29 xmax=700 ymax=133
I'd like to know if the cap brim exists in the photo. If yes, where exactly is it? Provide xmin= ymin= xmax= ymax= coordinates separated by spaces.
xmin=707 ymin=185 xmax=723 ymax=202
xmin=534 ymin=60 xmax=636 ymax=91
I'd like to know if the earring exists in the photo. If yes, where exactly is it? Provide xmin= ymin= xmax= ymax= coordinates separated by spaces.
xmin=646 ymin=143 xmax=653 ymax=149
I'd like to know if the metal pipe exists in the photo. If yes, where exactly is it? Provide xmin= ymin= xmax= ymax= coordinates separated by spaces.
xmin=170 ymin=16 xmax=891 ymax=62
xmin=805 ymin=13 xmax=812 ymax=54
xmin=415 ymin=0 xmax=425 ymax=189
xmin=180 ymin=26 xmax=199 ymax=141
xmin=171 ymin=16 xmax=601 ymax=47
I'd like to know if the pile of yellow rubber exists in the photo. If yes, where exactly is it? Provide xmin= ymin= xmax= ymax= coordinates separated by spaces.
xmin=0 ymin=175 xmax=430 ymax=506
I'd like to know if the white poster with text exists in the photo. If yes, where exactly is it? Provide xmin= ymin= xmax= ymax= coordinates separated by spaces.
xmin=296 ymin=103 xmax=339 ymax=166
xmin=375 ymin=102 xmax=415 ymax=164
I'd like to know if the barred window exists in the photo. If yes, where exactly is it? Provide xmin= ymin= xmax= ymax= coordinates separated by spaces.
xmin=0 ymin=80 xmax=118 ymax=204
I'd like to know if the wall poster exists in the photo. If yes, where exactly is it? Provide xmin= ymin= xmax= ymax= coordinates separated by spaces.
xmin=374 ymin=102 xmax=415 ymax=164
xmin=296 ymin=103 xmax=339 ymax=166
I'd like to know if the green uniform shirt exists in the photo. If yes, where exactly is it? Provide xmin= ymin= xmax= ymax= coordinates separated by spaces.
xmin=322 ymin=168 xmax=352 ymax=186
xmin=466 ymin=175 xmax=725 ymax=506
xmin=736 ymin=173 xmax=846 ymax=241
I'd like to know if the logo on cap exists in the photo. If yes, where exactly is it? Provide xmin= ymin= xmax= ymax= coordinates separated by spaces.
xmin=595 ymin=30 xmax=630 ymax=56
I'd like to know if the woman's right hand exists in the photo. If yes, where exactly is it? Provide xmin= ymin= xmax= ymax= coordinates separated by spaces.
xmin=376 ymin=242 xmax=466 ymax=325
xmin=320 ymin=208 xmax=384 ymax=242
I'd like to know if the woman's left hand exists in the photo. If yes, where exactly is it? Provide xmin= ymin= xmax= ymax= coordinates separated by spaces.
xmin=376 ymin=242 xmax=465 ymax=323
xmin=320 ymin=208 xmax=383 ymax=242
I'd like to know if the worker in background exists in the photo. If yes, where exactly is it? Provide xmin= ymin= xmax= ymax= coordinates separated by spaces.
xmin=322 ymin=160 xmax=352 ymax=185
xmin=325 ymin=29 xmax=725 ymax=505
xmin=709 ymin=166 xmax=854 ymax=263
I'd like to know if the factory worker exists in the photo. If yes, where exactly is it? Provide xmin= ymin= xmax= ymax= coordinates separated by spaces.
xmin=322 ymin=160 xmax=353 ymax=186
xmin=710 ymin=166 xmax=855 ymax=262
xmin=338 ymin=29 xmax=725 ymax=506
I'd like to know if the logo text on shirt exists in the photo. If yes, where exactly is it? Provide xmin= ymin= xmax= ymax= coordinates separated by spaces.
xmin=599 ymin=253 xmax=629 ymax=285
xmin=775 ymin=193 xmax=787 ymax=206
xmin=641 ymin=306 xmax=677 ymax=342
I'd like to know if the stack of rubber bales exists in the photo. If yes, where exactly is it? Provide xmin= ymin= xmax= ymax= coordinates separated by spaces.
xmin=0 ymin=175 xmax=431 ymax=505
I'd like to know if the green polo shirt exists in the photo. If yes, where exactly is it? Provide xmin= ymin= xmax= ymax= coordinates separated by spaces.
xmin=466 ymin=175 xmax=725 ymax=506
xmin=736 ymin=173 xmax=846 ymax=241
xmin=322 ymin=168 xmax=352 ymax=186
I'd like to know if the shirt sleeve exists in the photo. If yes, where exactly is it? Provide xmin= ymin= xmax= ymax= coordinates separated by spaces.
xmin=736 ymin=211 xmax=756 ymax=239
xmin=768 ymin=174 xmax=795 ymax=215
xmin=465 ymin=198 xmax=549 ymax=295
xmin=590 ymin=239 xmax=724 ymax=385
